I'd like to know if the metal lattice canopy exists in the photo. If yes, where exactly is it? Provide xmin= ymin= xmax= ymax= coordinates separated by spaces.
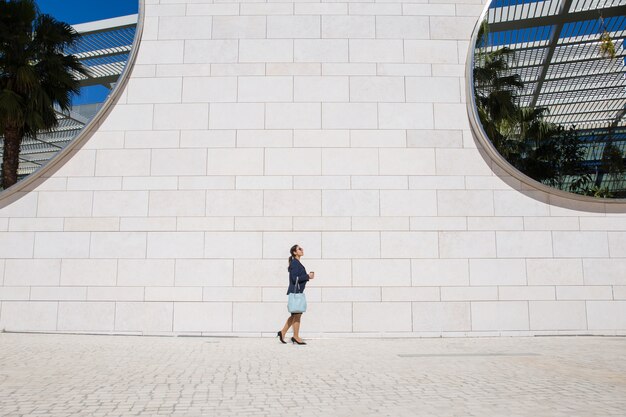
xmin=1 ymin=14 xmax=137 ymax=178
xmin=482 ymin=0 xmax=626 ymax=130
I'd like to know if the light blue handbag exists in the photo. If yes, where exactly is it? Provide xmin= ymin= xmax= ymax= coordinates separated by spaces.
xmin=287 ymin=277 xmax=307 ymax=313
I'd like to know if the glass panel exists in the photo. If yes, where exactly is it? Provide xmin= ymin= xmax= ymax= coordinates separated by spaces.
xmin=472 ymin=0 xmax=626 ymax=198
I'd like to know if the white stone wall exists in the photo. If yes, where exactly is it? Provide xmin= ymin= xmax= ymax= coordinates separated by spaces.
xmin=0 ymin=0 xmax=625 ymax=337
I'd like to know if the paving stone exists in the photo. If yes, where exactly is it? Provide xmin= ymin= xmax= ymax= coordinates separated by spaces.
xmin=0 ymin=334 xmax=625 ymax=416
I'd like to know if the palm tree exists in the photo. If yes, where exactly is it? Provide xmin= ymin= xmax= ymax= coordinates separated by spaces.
xmin=0 ymin=0 xmax=86 ymax=189
xmin=473 ymin=21 xmax=524 ymax=157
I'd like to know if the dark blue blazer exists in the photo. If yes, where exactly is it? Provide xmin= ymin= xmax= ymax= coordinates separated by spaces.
xmin=287 ymin=258 xmax=309 ymax=294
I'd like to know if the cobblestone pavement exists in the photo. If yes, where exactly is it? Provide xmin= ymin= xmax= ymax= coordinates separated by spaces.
xmin=1 ymin=333 xmax=625 ymax=416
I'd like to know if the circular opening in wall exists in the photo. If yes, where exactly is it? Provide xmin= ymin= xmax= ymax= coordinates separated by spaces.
xmin=469 ymin=0 xmax=626 ymax=199
xmin=0 ymin=0 xmax=140 ymax=191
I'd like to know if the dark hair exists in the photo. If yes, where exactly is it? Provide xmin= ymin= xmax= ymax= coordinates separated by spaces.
xmin=288 ymin=244 xmax=299 ymax=271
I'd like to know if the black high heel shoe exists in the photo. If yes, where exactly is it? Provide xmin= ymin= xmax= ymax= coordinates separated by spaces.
xmin=291 ymin=337 xmax=306 ymax=345
xmin=277 ymin=331 xmax=286 ymax=344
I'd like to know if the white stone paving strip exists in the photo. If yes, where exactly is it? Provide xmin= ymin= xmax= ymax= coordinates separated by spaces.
xmin=0 ymin=334 xmax=625 ymax=416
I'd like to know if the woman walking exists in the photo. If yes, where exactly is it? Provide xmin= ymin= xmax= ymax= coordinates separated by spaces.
xmin=278 ymin=244 xmax=314 ymax=345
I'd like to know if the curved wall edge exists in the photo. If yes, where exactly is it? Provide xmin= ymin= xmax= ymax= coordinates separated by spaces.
xmin=0 ymin=0 xmax=145 ymax=207
xmin=464 ymin=1 xmax=626 ymax=208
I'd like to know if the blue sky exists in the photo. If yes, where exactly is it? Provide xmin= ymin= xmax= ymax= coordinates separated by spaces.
xmin=35 ymin=0 xmax=138 ymax=25
xmin=35 ymin=1 xmax=139 ymax=105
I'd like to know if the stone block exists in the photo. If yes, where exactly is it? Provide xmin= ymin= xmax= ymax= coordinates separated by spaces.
xmin=379 ymin=190 xmax=437 ymax=216
xmin=0 ymin=302 xmax=57 ymax=331
xmin=322 ymin=16 xmax=375 ymax=38
xmin=439 ymin=231 xmax=496 ymax=258
xmin=498 ymin=286 xmax=556 ymax=301
xmin=266 ymin=103 xmax=322 ymax=129
xmin=30 ymin=287 xmax=87 ymax=301
xmin=147 ymin=232 xmax=204 ymax=259
xmin=322 ymin=103 xmax=377 ymax=129
xmin=37 ymin=191 xmax=93 ymax=217
xmin=263 ymin=232 xmax=322 ymax=259
xmin=471 ymin=301 xmax=529 ymax=331
xmin=182 ymin=77 xmax=237 ymax=103
xmin=8 ymin=218 xmax=62 ymax=232
xmin=353 ymin=259 xmax=411 ymax=286
xmin=294 ymin=176 xmax=351 ymax=189
xmin=212 ymin=16 xmax=266 ymax=39
xmin=184 ymin=40 xmax=238 ymax=64
xmin=411 ymin=259 xmax=469 ymax=286
xmin=0 ymin=287 xmax=30 ymax=301
xmin=352 ymin=176 xmax=408 ymax=189
xmin=553 ymin=232 xmax=609 ymax=258
xmin=206 ymin=190 xmax=263 ymax=216
xmin=154 ymin=104 xmax=209 ymax=130
xmin=469 ymin=259 xmax=526 ymax=286
xmin=127 ymin=77 xmax=182 ymax=103
xmin=203 ymin=287 xmax=262 ymax=302
xmin=381 ymin=232 xmax=439 ymax=258
xmin=87 ymin=287 xmax=144 ymax=302
xmin=265 ymin=148 xmax=322 ymax=176
xmin=441 ymin=286 xmax=498 ymax=301
xmin=587 ymin=301 xmax=626 ymax=330
xmin=406 ymin=77 xmax=460 ymax=103
xmin=382 ymin=287 xmax=440 ymax=301
xmin=412 ymin=302 xmax=471 ymax=331
xmin=158 ymin=16 xmax=212 ymax=40
xmin=529 ymin=301 xmax=587 ymax=330
xmin=232 ymin=302 xmax=287 ymax=332
xmin=376 ymin=16 xmax=429 ymax=39
xmin=322 ymin=287 xmax=380 ymax=302
xmin=177 ymin=217 xmax=234 ymax=232
xmin=92 ymin=191 xmax=149 ymax=217
xmin=556 ymin=286 xmax=613 ymax=300
xmin=145 ymin=287 xmax=202 ymax=302
xmin=438 ymin=190 xmax=495 ymax=216
xmin=322 ymin=232 xmax=380 ymax=259
xmin=53 ymin=150 xmax=96 ymax=177
xmin=61 ymin=259 xmax=117 ymax=286
xmin=99 ymin=104 xmax=155 ymax=131
xmin=350 ymin=76 xmax=405 ymax=102
xmin=115 ymin=302 xmax=173 ymax=332
xmin=90 ymin=232 xmax=147 ymax=259
xmin=496 ymin=232 xmax=553 ymax=258
xmin=379 ymin=103 xmax=434 ymax=129
xmin=264 ymin=190 xmax=322 ymax=216
xmin=236 ymin=176 xmax=293 ymax=189
xmin=609 ymin=232 xmax=626 ymax=257
xmin=4 ymin=259 xmax=61 ymax=286
xmin=353 ymin=302 xmax=412 ymax=332
xmin=136 ymin=40 xmax=184 ymax=64
xmin=294 ymin=39 xmax=348 ymax=62
xmin=173 ymin=302 xmax=232 ymax=332
xmin=238 ymin=76 xmax=293 ymax=102
xmin=493 ymin=191 xmax=550 ymax=216
xmin=322 ymin=190 xmax=378 ymax=216
xmin=349 ymin=40 xmax=403 ymax=63
xmin=379 ymin=149 xmax=436 ymax=175
xmin=119 ymin=216 xmax=176 ymax=231
xmin=237 ymin=131 xmax=293 ymax=148
xmin=527 ymin=259 xmax=584 ymax=286
xmin=95 ymin=149 xmax=151 ymax=176
xmin=210 ymin=103 xmax=265 ymax=129
xmin=294 ymin=76 xmax=349 ymax=102
xmin=583 ymin=259 xmax=626 ymax=285
xmin=117 ymin=260 xmax=175 ymax=286
xmin=205 ymin=232 xmax=263 ymax=259
xmin=352 ymin=217 xmax=409 ymax=231
xmin=57 ymin=302 xmax=115 ymax=331
xmin=34 ymin=232 xmax=90 ymax=258
xmin=430 ymin=16 xmax=477 ymax=40
xmin=239 ymin=40 xmax=293 ymax=62
xmin=66 ymin=218 xmax=120 ymax=232
xmin=405 ymin=40 xmax=458 ymax=64
xmin=207 ymin=149 xmax=264 ymax=175
xmin=268 ymin=16 xmax=320 ymax=38
xmin=175 ymin=260 xmax=233 ymax=286
xmin=293 ymin=217 xmax=352 ymax=231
